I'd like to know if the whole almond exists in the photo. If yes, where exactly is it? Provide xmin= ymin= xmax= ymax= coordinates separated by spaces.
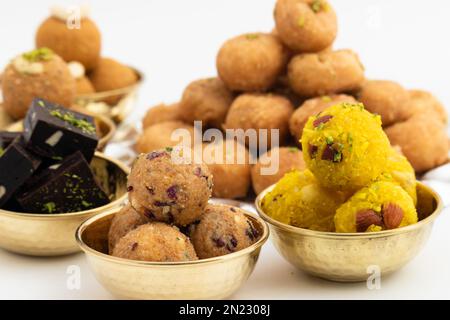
xmin=356 ymin=209 xmax=383 ymax=232
xmin=382 ymin=203 xmax=404 ymax=229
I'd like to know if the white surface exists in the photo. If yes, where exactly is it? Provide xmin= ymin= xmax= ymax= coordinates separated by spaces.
xmin=0 ymin=0 xmax=450 ymax=299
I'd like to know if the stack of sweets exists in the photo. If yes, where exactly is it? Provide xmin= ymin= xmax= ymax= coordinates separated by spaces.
xmin=0 ymin=98 xmax=109 ymax=213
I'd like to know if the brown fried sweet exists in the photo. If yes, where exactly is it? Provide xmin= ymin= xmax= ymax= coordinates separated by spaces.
xmin=385 ymin=114 xmax=449 ymax=172
xmin=274 ymin=0 xmax=337 ymax=53
xmin=406 ymin=90 xmax=447 ymax=123
xmin=217 ymin=33 xmax=288 ymax=91
xmin=358 ymin=80 xmax=410 ymax=126
xmin=179 ymin=78 xmax=234 ymax=128
xmin=224 ymin=93 xmax=294 ymax=147
xmin=288 ymin=49 xmax=365 ymax=97
xmin=36 ymin=17 xmax=101 ymax=71
xmin=251 ymin=146 xmax=306 ymax=195
xmin=76 ymin=76 xmax=95 ymax=95
xmin=289 ymin=94 xmax=357 ymax=140
xmin=142 ymin=103 xmax=181 ymax=129
xmin=136 ymin=121 xmax=197 ymax=154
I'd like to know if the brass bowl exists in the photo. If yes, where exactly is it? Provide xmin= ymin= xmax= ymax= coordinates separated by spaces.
xmin=4 ymin=113 xmax=116 ymax=152
xmin=255 ymin=182 xmax=442 ymax=282
xmin=0 ymin=152 xmax=129 ymax=256
xmin=74 ymin=68 xmax=143 ymax=123
xmin=76 ymin=205 xmax=269 ymax=300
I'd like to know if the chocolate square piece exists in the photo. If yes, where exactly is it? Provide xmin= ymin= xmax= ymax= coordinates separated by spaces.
xmin=23 ymin=98 xmax=98 ymax=162
xmin=0 ymin=131 xmax=20 ymax=155
xmin=15 ymin=151 xmax=109 ymax=214
xmin=0 ymin=136 xmax=42 ymax=207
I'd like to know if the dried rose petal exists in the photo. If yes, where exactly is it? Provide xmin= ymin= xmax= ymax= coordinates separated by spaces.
xmin=146 ymin=186 xmax=155 ymax=195
xmin=230 ymin=207 xmax=236 ymax=213
xmin=131 ymin=242 xmax=138 ymax=251
xmin=166 ymin=185 xmax=178 ymax=200
xmin=321 ymin=144 xmax=342 ymax=163
xmin=144 ymin=209 xmax=155 ymax=219
xmin=194 ymin=167 xmax=202 ymax=177
xmin=147 ymin=151 xmax=165 ymax=160
xmin=230 ymin=236 xmax=238 ymax=248
xmin=313 ymin=115 xmax=333 ymax=128
xmin=309 ymin=144 xmax=318 ymax=159
xmin=213 ymin=237 xmax=226 ymax=248
xmin=127 ymin=185 xmax=134 ymax=192
xmin=154 ymin=201 xmax=171 ymax=207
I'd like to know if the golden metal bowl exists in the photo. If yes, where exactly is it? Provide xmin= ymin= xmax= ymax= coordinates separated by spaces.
xmin=3 ymin=113 xmax=116 ymax=152
xmin=76 ymin=205 xmax=269 ymax=300
xmin=0 ymin=152 xmax=129 ymax=256
xmin=255 ymin=182 xmax=442 ymax=282
xmin=74 ymin=68 xmax=143 ymax=123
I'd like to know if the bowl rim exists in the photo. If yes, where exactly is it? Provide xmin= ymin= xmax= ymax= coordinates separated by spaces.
xmin=255 ymin=181 xmax=443 ymax=239
xmin=0 ymin=152 xmax=130 ymax=220
xmin=75 ymin=205 xmax=270 ymax=267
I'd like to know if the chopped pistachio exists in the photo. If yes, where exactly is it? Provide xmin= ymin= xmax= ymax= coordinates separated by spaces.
xmin=325 ymin=136 xmax=334 ymax=145
xmin=43 ymin=202 xmax=56 ymax=213
xmin=288 ymin=147 xmax=299 ymax=153
xmin=22 ymin=48 xmax=53 ymax=63
xmin=321 ymin=95 xmax=332 ymax=102
xmin=50 ymin=110 xmax=96 ymax=135
xmin=246 ymin=33 xmax=259 ymax=40
xmin=297 ymin=16 xmax=305 ymax=28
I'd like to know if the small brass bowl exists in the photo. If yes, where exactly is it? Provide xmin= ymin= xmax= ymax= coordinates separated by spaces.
xmin=255 ymin=182 xmax=442 ymax=282
xmin=0 ymin=152 xmax=129 ymax=256
xmin=4 ymin=113 xmax=116 ymax=152
xmin=76 ymin=205 xmax=269 ymax=300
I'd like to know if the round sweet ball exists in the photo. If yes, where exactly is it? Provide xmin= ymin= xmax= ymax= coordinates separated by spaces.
xmin=36 ymin=15 xmax=101 ymax=71
xmin=112 ymin=223 xmax=198 ymax=262
xmin=274 ymin=0 xmax=338 ymax=53
xmin=334 ymin=181 xmax=418 ymax=233
xmin=76 ymin=76 xmax=95 ymax=95
xmin=142 ymin=103 xmax=181 ymax=129
xmin=136 ymin=121 xmax=197 ymax=154
xmin=358 ymin=80 xmax=410 ymax=127
xmin=288 ymin=49 xmax=365 ymax=97
xmin=251 ymin=146 xmax=306 ymax=195
xmin=127 ymin=149 xmax=213 ymax=226
xmin=289 ymin=94 xmax=357 ymax=140
xmin=406 ymin=90 xmax=447 ymax=123
xmin=179 ymin=78 xmax=234 ymax=128
xmin=301 ymin=103 xmax=391 ymax=191
xmin=89 ymin=57 xmax=138 ymax=105
xmin=203 ymin=139 xmax=251 ymax=199
xmin=217 ymin=33 xmax=288 ymax=92
xmin=190 ymin=204 xmax=260 ymax=259
xmin=108 ymin=204 xmax=149 ymax=253
xmin=224 ymin=93 xmax=294 ymax=147
xmin=385 ymin=114 xmax=449 ymax=173
xmin=1 ymin=48 xmax=76 ymax=119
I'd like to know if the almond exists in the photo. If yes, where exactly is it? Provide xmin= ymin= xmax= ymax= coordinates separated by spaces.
xmin=382 ymin=203 xmax=404 ymax=229
xmin=356 ymin=209 xmax=383 ymax=232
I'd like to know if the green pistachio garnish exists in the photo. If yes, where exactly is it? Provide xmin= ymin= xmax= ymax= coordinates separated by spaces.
xmin=325 ymin=136 xmax=334 ymax=145
xmin=246 ymin=33 xmax=259 ymax=40
xmin=333 ymin=151 xmax=342 ymax=162
xmin=50 ymin=110 xmax=96 ymax=135
xmin=288 ymin=147 xmax=299 ymax=153
xmin=22 ymin=47 xmax=54 ymax=63
xmin=297 ymin=16 xmax=306 ymax=28
xmin=0 ymin=147 xmax=4 ymax=157
xmin=43 ymin=202 xmax=56 ymax=213
xmin=165 ymin=146 xmax=173 ymax=152
xmin=310 ymin=0 xmax=329 ymax=13
xmin=321 ymin=95 xmax=332 ymax=102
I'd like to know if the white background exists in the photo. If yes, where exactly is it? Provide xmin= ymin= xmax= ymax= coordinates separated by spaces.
xmin=0 ymin=0 xmax=449 ymax=299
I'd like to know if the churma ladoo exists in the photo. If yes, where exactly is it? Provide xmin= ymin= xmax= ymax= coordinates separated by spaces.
xmin=251 ymin=146 xmax=306 ymax=195
xmin=142 ymin=103 xmax=181 ymax=129
xmin=224 ymin=93 xmax=294 ymax=147
xmin=301 ymin=103 xmax=391 ymax=191
xmin=274 ymin=0 xmax=338 ymax=53
xmin=334 ymin=181 xmax=418 ymax=233
xmin=112 ymin=223 xmax=198 ymax=262
xmin=36 ymin=6 xmax=101 ymax=71
xmin=358 ymin=80 xmax=410 ymax=126
xmin=261 ymin=170 xmax=346 ymax=231
xmin=136 ymin=121 xmax=197 ymax=154
xmin=202 ymin=139 xmax=251 ymax=199
xmin=190 ymin=204 xmax=260 ymax=259
xmin=108 ymin=203 xmax=149 ymax=253
xmin=127 ymin=149 xmax=213 ymax=226
xmin=406 ymin=90 xmax=447 ymax=123
xmin=89 ymin=57 xmax=138 ymax=105
xmin=385 ymin=114 xmax=449 ymax=173
xmin=289 ymin=94 xmax=357 ymax=140
xmin=1 ymin=48 xmax=76 ymax=119
xmin=217 ymin=33 xmax=288 ymax=91
xmin=288 ymin=49 xmax=365 ymax=97
xmin=179 ymin=78 xmax=234 ymax=128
